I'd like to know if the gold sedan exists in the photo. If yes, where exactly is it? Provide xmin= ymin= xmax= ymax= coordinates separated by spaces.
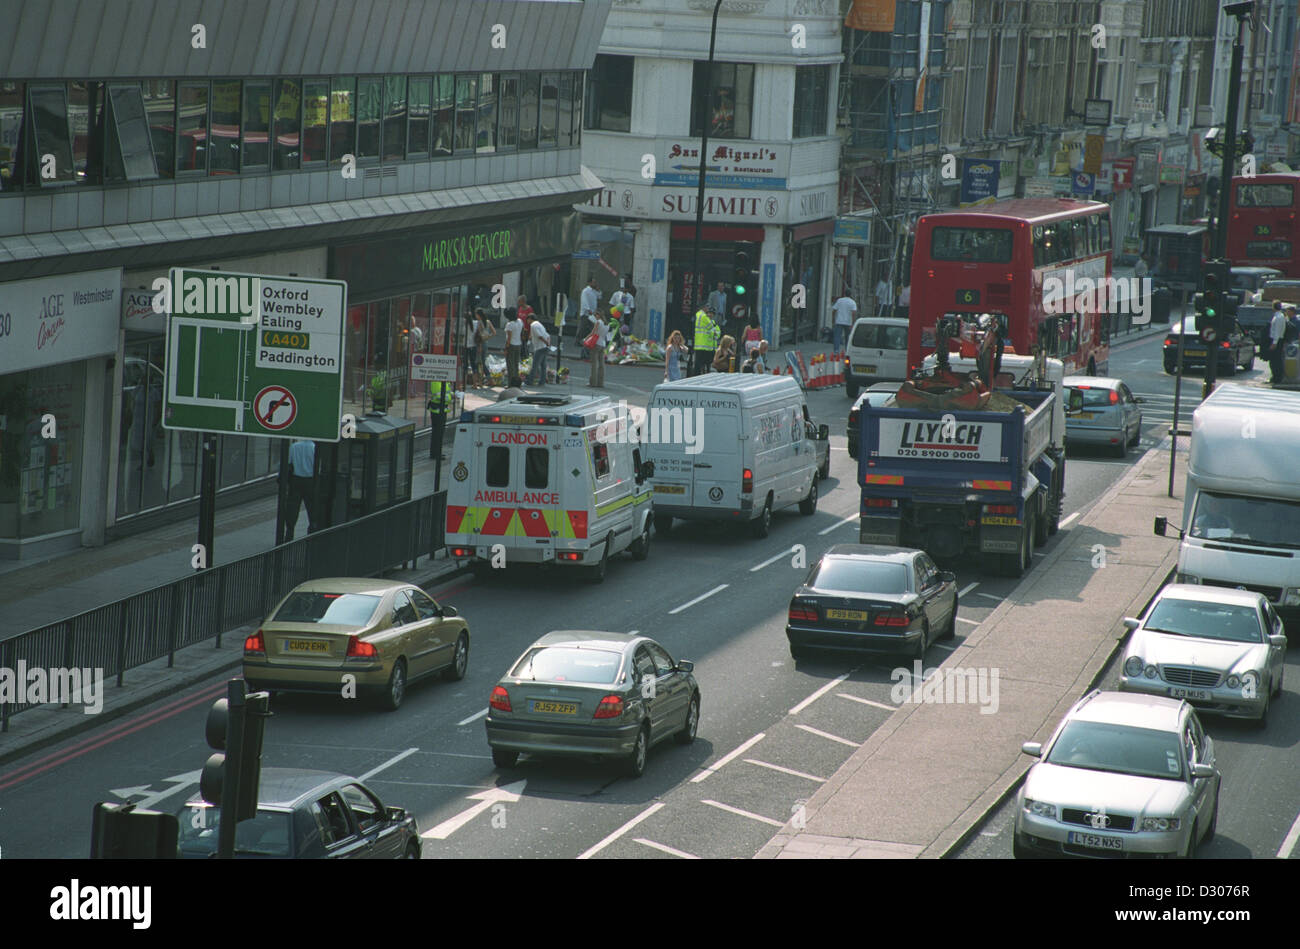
xmin=243 ymin=578 xmax=469 ymax=711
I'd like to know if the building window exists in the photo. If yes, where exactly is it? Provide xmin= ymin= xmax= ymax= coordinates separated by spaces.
xmin=27 ymin=84 xmax=76 ymax=185
xmin=104 ymin=83 xmax=159 ymax=182
xmin=356 ymin=77 xmax=382 ymax=160
xmin=209 ymin=80 xmax=241 ymax=174
xmin=382 ymin=76 xmax=406 ymax=162
xmin=1 ymin=81 xmax=23 ymax=191
xmin=68 ymin=81 xmax=102 ymax=184
xmin=539 ymin=73 xmax=558 ymax=147
xmin=177 ymin=81 xmax=208 ymax=174
xmin=241 ymin=81 xmax=269 ymax=169
xmin=793 ymin=66 xmax=830 ymax=138
xmin=519 ymin=73 xmax=540 ymax=150
xmin=329 ymin=77 xmax=355 ymax=164
xmin=408 ymin=76 xmax=431 ymax=156
xmin=476 ymin=73 xmax=496 ymax=153
xmin=498 ymin=73 xmax=519 ymax=150
xmin=272 ymin=78 xmax=301 ymax=170
xmin=455 ymin=75 xmax=477 ymax=152
xmin=558 ymin=73 xmax=575 ymax=147
xmin=302 ymin=79 xmax=328 ymax=164
xmin=690 ymin=62 xmax=754 ymax=139
xmin=572 ymin=72 xmax=582 ymax=146
xmin=584 ymin=54 xmax=632 ymax=132
xmin=432 ymin=75 xmax=454 ymax=155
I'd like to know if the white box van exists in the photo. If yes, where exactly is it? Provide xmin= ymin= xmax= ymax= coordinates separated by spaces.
xmin=845 ymin=316 xmax=911 ymax=397
xmin=445 ymin=394 xmax=654 ymax=582
xmin=646 ymin=374 xmax=826 ymax=538
xmin=1156 ymin=383 xmax=1300 ymax=619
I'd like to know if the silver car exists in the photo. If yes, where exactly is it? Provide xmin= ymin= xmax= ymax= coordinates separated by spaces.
xmin=1062 ymin=376 xmax=1143 ymax=457
xmin=1015 ymin=691 xmax=1220 ymax=859
xmin=485 ymin=631 xmax=700 ymax=778
xmin=1119 ymin=584 xmax=1287 ymax=725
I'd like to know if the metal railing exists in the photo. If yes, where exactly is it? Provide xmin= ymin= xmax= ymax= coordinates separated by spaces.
xmin=0 ymin=491 xmax=447 ymax=732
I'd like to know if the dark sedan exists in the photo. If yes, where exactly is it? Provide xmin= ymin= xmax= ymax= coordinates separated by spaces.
xmin=177 ymin=769 xmax=421 ymax=858
xmin=786 ymin=545 xmax=958 ymax=661
xmin=1162 ymin=315 xmax=1256 ymax=376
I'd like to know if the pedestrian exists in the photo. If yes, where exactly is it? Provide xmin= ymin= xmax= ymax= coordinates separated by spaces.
xmin=407 ymin=315 xmax=424 ymax=352
xmin=588 ymin=311 xmax=609 ymax=388
xmin=831 ymin=290 xmax=858 ymax=352
xmin=692 ymin=307 xmax=719 ymax=376
xmin=665 ymin=329 xmax=687 ymax=381
xmin=527 ymin=316 xmax=552 ymax=385
xmin=1134 ymin=253 xmax=1150 ymax=281
xmin=516 ymin=295 xmax=535 ymax=358
xmin=754 ymin=339 xmax=769 ymax=374
xmin=713 ymin=335 xmax=737 ymax=373
xmin=896 ymin=283 xmax=911 ymax=321
xmin=471 ymin=308 xmax=494 ymax=387
xmin=462 ymin=314 xmax=480 ymax=387
xmin=874 ymin=275 xmax=894 ymax=317
xmin=740 ymin=345 xmax=761 ymax=373
xmin=504 ymin=309 xmax=524 ymax=387
xmin=1269 ymin=301 xmax=1288 ymax=383
xmin=285 ymin=438 xmax=316 ymax=541
xmin=610 ymin=276 xmax=636 ymax=333
xmin=742 ymin=313 xmax=763 ymax=356
xmin=579 ymin=277 xmax=600 ymax=358
xmin=708 ymin=282 xmax=728 ymax=324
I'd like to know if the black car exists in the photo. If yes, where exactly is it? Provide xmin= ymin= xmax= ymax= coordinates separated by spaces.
xmin=178 ymin=769 xmax=421 ymax=858
xmin=1162 ymin=315 xmax=1256 ymax=375
xmin=1229 ymin=266 xmax=1283 ymax=304
xmin=786 ymin=544 xmax=958 ymax=661
xmin=1236 ymin=303 xmax=1276 ymax=349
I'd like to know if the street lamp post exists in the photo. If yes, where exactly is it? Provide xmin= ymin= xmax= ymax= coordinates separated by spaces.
xmin=687 ymin=0 xmax=726 ymax=343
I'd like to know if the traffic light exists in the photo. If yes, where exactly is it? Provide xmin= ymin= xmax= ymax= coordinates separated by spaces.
xmin=90 ymin=803 xmax=179 ymax=858
xmin=733 ymin=250 xmax=751 ymax=297
xmin=200 ymin=678 xmax=270 ymax=855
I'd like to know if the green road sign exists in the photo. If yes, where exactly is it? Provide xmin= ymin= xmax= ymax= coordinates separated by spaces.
xmin=162 ymin=268 xmax=346 ymax=442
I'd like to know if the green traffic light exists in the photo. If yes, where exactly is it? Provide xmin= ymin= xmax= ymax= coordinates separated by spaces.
xmin=1205 ymin=308 xmax=1216 ymax=318
xmin=735 ymin=285 xmax=745 ymax=294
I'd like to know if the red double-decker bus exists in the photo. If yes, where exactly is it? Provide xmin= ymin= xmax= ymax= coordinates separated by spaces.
xmin=1226 ymin=172 xmax=1300 ymax=277
xmin=907 ymin=198 xmax=1114 ymax=376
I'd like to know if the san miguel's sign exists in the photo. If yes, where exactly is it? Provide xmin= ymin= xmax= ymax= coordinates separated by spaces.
xmin=654 ymin=141 xmax=789 ymax=189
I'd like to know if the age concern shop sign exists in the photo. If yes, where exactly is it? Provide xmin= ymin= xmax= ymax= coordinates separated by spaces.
xmin=0 ymin=269 xmax=120 ymax=375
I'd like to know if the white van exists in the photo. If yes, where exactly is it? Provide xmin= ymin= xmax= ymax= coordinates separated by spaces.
xmin=844 ymin=316 xmax=911 ymax=397
xmin=646 ymin=374 xmax=826 ymax=538
xmin=445 ymin=394 xmax=654 ymax=582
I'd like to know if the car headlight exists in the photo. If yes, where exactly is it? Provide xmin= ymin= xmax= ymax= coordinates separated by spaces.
xmin=1226 ymin=674 xmax=1241 ymax=689
xmin=1139 ymin=817 xmax=1181 ymax=832
xmin=1283 ymin=588 xmax=1300 ymax=606
xmin=1145 ymin=664 xmax=1158 ymax=679
xmin=1022 ymin=798 xmax=1056 ymax=819
xmin=1124 ymin=656 xmax=1144 ymax=677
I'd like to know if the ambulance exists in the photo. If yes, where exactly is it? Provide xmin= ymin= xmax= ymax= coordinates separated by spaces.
xmin=445 ymin=394 xmax=655 ymax=582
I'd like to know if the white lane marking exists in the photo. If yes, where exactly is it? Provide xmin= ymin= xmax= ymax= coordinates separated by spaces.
xmin=836 ymin=692 xmax=896 ymax=711
xmin=818 ymin=514 xmax=858 ymax=536
xmin=932 ymin=643 xmax=957 ymax=651
xmin=751 ymin=547 xmax=796 ymax=572
xmin=956 ymin=617 xmax=980 ymax=626
xmin=976 ymin=592 xmax=1002 ymax=601
xmin=790 ymin=671 xmax=851 ymax=714
xmin=359 ymin=747 xmax=419 ymax=781
xmin=577 ymin=802 xmax=666 ymax=859
xmin=690 ymin=732 xmax=766 ymax=783
xmin=795 ymin=723 xmax=859 ymax=747
xmin=422 ymin=780 xmax=527 ymax=839
xmin=1059 ymin=511 xmax=1080 ymax=528
xmin=744 ymin=759 xmax=827 ymax=782
xmin=1278 ymin=807 xmax=1300 ymax=859
xmin=958 ymin=582 xmax=980 ymax=598
xmin=456 ymin=708 xmax=488 ymax=726
xmin=633 ymin=837 xmax=700 ymax=859
xmin=669 ymin=584 xmax=729 ymax=614
xmin=701 ymin=799 xmax=785 ymax=827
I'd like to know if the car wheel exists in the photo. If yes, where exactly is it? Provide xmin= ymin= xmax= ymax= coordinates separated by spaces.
xmin=751 ymin=497 xmax=772 ymax=538
xmin=1183 ymin=822 xmax=1199 ymax=859
xmin=1163 ymin=360 xmax=1176 ymax=375
xmin=654 ymin=513 xmax=672 ymax=536
xmin=491 ymin=748 xmax=519 ymax=769
xmin=379 ymin=660 xmax=407 ymax=712
xmin=1012 ymin=835 xmax=1031 ymax=859
xmin=1113 ymin=436 xmax=1127 ymax=458
xmin=912 ymin=620 xmax=930 ymax=661
xmin=587 ymin=541 xmax=609 ymax=584
xmin=846 ymin=380 xmax=860 ymax=399
xmin=625 ymin=725 xmax=649 ymax=778
xmin=1128 ymin=423 xmax=1141 ymax=447
xmin=630 ymin=520 xmax=651 ymax=560
xmin=404 ymin=842 xmax=421 ymax=859
xmin=1273 ymin=667 xmax=1283 ymax=697
xmin=799 ymin=478 xmax=818 ymax=515
xmin=444 ymin=632 xmax=469 ymax=682
xmin=675 ymin=694 xmax=700 ymax=745
xmin=1254 ymin=689 xmax=1270 ymax=730
xmin=1203 ymin=792 xmax=1218 ymax=844
xmin=1222 ymin=357 xmax=1237 ymax=377
xmin=940 ymin=597 xmax=958 ymax=640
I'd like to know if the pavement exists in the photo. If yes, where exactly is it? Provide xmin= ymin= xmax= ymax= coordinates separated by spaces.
xmin=755 ymin=440 xmax=1187 ymax=859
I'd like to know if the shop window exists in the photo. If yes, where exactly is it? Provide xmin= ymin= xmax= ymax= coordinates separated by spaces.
xmin=356 ymin=77 xmax=382 ymax=160
xmin=0 ymin=363 xmax=87 ymax=540
xmin=382 ymin=76 xmax=406 ymax=162
xmin=26 ymin=84 xmax=76 ymax=185
xmin=407 ymin=76 xmax=431 ymax=156
xmin=272 ymin=78 xmax=301 ymax=170
xmin=455 ymin=75 xmax=477 ymax=152
xmin=519 ymin=73 xmax=539 ymax=150
xmin=584 ymin=54 xmax=632 ymax=133
xmin=1099 ymin=214 xmax=1111 ymax=251
xmin=219 ymin=434 xmax=248 ymax=490
xmin=497 ymin=74 xmax=518 ymax=150
xmin=432 ymin=75 xmax=454 ymax=155
xmin=793 ymin=66 xmax=830 ymax=138
xmin=329 ymin=77 xmax=356 ymax=164
xmin=476 ymin=73 xmax=496 ymax=154
xmin=690 ymin=62 xmax=753 ymax=139
xmin=177 ymin=81 xmax=209 ymax=174
xmin=540 ymin=73 xmax=559 ymax=148
xmin=525 ymin=448 xmax=549 ymax=489
xmin=302 ymin=79 xmax=328 ymax=164
xmin=241 ymin=81 xmax=270 ymax=169
xmin=209 ymin=80 xmax=241 ymax=174
xmin=105 ymin=83 xmax=159 ymax=182
xmin=486 ymin=446 xmax=510 ymax=487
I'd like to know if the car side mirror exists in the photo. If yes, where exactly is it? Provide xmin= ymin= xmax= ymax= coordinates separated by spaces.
xmin=641 ymin=460 xmax=656 ymax=480
xmin=676 ymin=659 xmax=694 ymax=673
xmin=818 ymin=424 xmax=829 ymax=440
xmin=1269 ymin=634 xmax=1287 ymax=647
xmin=941 ymin=571 xmax=956 ymax=584
xmin=441 ymin=605 xmax=458 ymax=618
xmin=386 ymin=806 xmax=407 ymax=822
xmin=1123 ymin=617 xmax=1140 ymax=630
xmin=1153 ymin=516 xmax=1167 ymax=537
xmin=1190 ymin=763 xmax=1216 ymax=779
xmin=1021 ymin=742 xmax=1043 ymax=758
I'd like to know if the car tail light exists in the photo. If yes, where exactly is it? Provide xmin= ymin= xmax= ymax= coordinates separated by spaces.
xmin=742 ymin=468 xmax=753 ymax=494
xmin=873 ymin=611 xmax=911 ymax=627
xmin=593 ymin=695 xmax=625 ymax=719
xmin=985 ymin=504 xmax=1016 ymax=515
xmin=849 ymin=410 xmax=859 ymax=426
xmin=489 ymin=686 xmax=512 ymax=712
xmin=450 ymin=547 xmax=473 ymax=557
xmin=1220 ymin=340 xmax=1231 ymax=349
xmin=346 ymin=636 xmax=378 ymax=658
xmin=788 ymin=602 xmax=819 ymax=622
xmin=1108 ymin=389 xmax=1118 ymax=404
xmin=1164 ymin=336 xmax=1176 ymax=346
xmin=244 ymin=629 xmax=266 ymax=657
xmin=559 ymin=551 xmax=581 ymax=561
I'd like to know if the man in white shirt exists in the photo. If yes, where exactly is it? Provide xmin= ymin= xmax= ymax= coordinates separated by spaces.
xmin=579 ymin=277 xmax=600 ymax=359
xmin=831 ymin=292 xmax=858 ymax=353
xmin=1269 ymin=301 xmax=1288 ymax=383
xmin=504 ymin=312 xmax=525 ymax=387
xmin=897 ymin=283 xmax=911 ymax=319
xmin=527 ymin=318 xmax=552 ymax=385
xmin=611 ymin=275 xmax=636 ymax=327
xmin=875 ymin=277 xmax=894 ymax=317
xmin=707 ymin=282 xmax=728 ymax=323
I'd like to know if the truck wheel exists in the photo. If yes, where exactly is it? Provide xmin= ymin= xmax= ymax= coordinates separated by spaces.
xmin=630 ymin=520 xmax=651 ymax=560
xmin=1033 ymin=500 xmax=1049 ymax=547
xmin=799 ymin=479 xmax=818 ymax=515
xmin=751 ymin=497 xmax=773 ymax=538
xmin=654 ymin=513 xmax=672 ymax=536
xmin=587 ymin=541 xmax=609 ymax=584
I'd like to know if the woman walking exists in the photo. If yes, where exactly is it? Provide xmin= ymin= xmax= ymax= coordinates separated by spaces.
xmin=664 ymin=330 xmax=687 ymax=381
xmin=742 ymin=315 xmax=763 ymax=357
xmin=588 ymin=311 xmax=609 ymax=388
xmin=471 ymin=308 xmax=493 ymax=387
xmin=712 ymin=335 xmax=737 ymax=373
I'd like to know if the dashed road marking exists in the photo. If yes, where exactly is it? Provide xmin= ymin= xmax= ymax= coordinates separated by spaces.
xmin=633 ymin=837 xmax=700 ymax=859
xmin=359 ymin=747 xmax=419 ymax=781
xmin=836 ymin=692 xmax=896 ymax=711
xmin=701 ymin=799 xmax=785 ymax=827
xmin=743 ymin=759 xmax=826 ymax=782
xmin=669 ymin=584 xmax=729 ymax=614
xmin=1278 ymin=807 xmax=1300 ymax=859
xmin=818 ymin=514 xmax=858 ymax=536
xmin=690 ymin=732 xmax=765 ymax=783
xmin=456 ymin=708 xmax=488 ymax=726
xmin=790 ymin=671 xmax=851 ymax=714
xmin=956 ymin=617 xmax=980 ymax=626
xmin=958 ymin=582 xmax=980 ymax=597
xmin=795 ymin=724 xmax=859 ymax=747
xmin=976 ymin=592 xmax=1002 ymax=601
xmin=1059 ymin=511 xmax=1080 ymax=528
xmin=577 ymin=802 xmax=665 ymax=859
xmin=751 ymin=547 xmax=796 ymax=572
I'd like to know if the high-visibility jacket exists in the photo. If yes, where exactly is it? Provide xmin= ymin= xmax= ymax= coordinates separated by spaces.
xmin=428 ymin=382 xmax=454 ymax=415
xmin=693 ymin=310 xmax=719 ymax=350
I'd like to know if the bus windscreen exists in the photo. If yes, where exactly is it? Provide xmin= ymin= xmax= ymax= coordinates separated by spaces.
xmin=929 ymin=227 xmax=1015 ymax=263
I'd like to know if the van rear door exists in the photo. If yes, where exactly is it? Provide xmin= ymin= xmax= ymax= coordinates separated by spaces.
xmin=473 ymin=427 xmax=559 ymax=559
xmin=692 ymin=409 xmax=741 ymax=512
xmin=646 ymin=393 xmax=696 ymax=506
